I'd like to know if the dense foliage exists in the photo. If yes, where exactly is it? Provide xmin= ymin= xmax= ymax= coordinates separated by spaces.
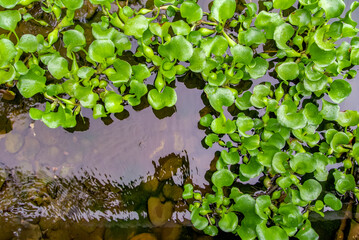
xmin=1 ymin=0 xmax=359 ymax=239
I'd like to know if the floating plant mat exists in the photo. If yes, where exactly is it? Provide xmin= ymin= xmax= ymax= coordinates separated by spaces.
xmin=1 ymin=0 xmax=359 ymax=239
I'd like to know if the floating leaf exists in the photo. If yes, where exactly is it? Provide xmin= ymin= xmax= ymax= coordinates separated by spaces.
xmin=104 ymin=92 xmax=123 ymax=113
xmin=328 ymin=80 xmax=351 ymax=104
xmin=62 ymin=0 xmax=83 ymax=10
xmin=205 ymin=86 xmax=235 ymax=112
xmin=218 ymin=212 xmax=238 ymax=232
xmin=240 ymin=157 xmax=263 ymax=179
xmin=320 ymin=99 xmax=339 ymax=121
xmin=309 ymin=42 xmax=336 ymax=67
xmin=17 ymin=65 xmax=46 ymax=98
xmin=289 ymin=9 xmax=311 ymax=27
xmin=18 ymin=34 xmax=38 ymax=53
xmin=256 ymin=222 xmax=289 ymax=240
xmin=324 ymin=193 xmax=342 ymax=210
xmin=231 ymin=44 xmax=253 ymax=65
xmin=212 ymin=169 xmax=235 ymax=188
xmin=158 ymin=35 xmax=193 ymax=61
xmin=107 ymin=59 xmax=132 ymax=87
xmin=74 ymin=86 xmax=99 ymax=108
xmin=318 ymin=0 xmax=345 ymax=19
xmin=0 ymin=0 xmax=20 ymax=8
xmin=201 ymin=35 xmax=228 ymax=57
xmin=48 ymin=56 xmax=69 ymax=79
xmin=245 ymin=57 xmax=269 ymax=79
xmin=254 ymin=11 xmax=283 ymax=39
xmin=333 ymin=171 xmax=355 ymax=194
xmin=211 ymin=116 xmax=236 ymax=134
xmin=180 ymin=1 xmax=203 ymax=23
xmin=88 ymin=40 xmax=115 ymax=63
xmin=273 ymin=23 xmax=295 ymax=50
xmin=0 ymin=10 xmax=21 ymax=32
xmin=148 ymin=86 xmax=177 ymax=110
xmin=243 ymin=28 xmax=266 ymax=46
xmin=277 ymin=100 xmax=307 ymax=129
xmin=330 ymin=132 xmax=349 ymax=153
xmin=171 ymin=20 xmax=191 ymax=36
xmin=272 ymin=152 xmax=290 ymax=174
xmin=221 ymin=150 xmax=240 ymax=165
xmin=93 ymin=104 xmax=107 ymax=119
xmin=278 ymin=204 xmax=303 ymax=228
xmin=0 ymin=39 xmax=16 ymax=68
xmin=337 ymin=110 xmax=359 ymax=127
xmin=236 ymin=113 xmax=254 ymax=137
xmin=273 ymin=0 xmax=296 ymax=10
xmin=299 ymin=179 xmax=322 ymax=202
xmin=290 ymin=153 xmax=316 ymax=175
xmin=276 ymin=62 xmax=299 ymax=81
xmin=124 ymin=15 xmax=149 ymax=39
xmin=211 ymin=0 xmax=236 ymax=22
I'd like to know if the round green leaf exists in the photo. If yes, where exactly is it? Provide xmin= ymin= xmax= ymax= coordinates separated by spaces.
xmin=324 ymin=193 xmax=342 ymax=210
xmin=243 ymin=28 xmax=266 ymax=46
xmin=88 ymin=40 xmax=115 ymax=63
xmin=330 ymin=132 xmax=349 ymax=153
xmin=158 ymin=35 xmax=193 ymax=61
xmin=273 ymin=23 xmax=295 ymax=50
xmin=328 ymin=79 xmax=352 ymax=104
xmin=17 ymin=65 xmax=46 ymax=98
xmin=180 ymin=1 xmax=203 ymax=23
xmin=273 ymin=0 xmax=296 ymax=10
xmin=245 ymin=57 xmax=269 ymax=79
xmin=0 ymin=0 xmax=20 ymax=8
xmin=74 ymin=86 xmax=99 ymax=108
xmin=221 ymin=150 xmax=240 ymax=165
xmin=62 ymin=0 xmax=83 ymax=10
xmin=0 ymin=39 xmax=16 ymax=68
xmin=205 ymin=86 xmax=235 ymax=112
xmin=0 ymin=10 xmax=21 ymax=32
xmin=231 ymin=44 xmax=253 ymax=65
xmin=277 ymin=100 xmax=307 ymax=129
xmin=93 ymin=104 xmax=107 ymax=119
xmin=212 ymin=169 xmax=235 ymax=188
xmin=104 ymin=92 xmax=124 ymax=113
xmin=218 ymin=212 xmax=238 ymax=232
xmin=334 ymin=171 xmax=355 ymax=194
xmin=256 ymin=222 xmax=289 ymax=240
xmin=254 ymin=11 xmax=284 ymax=39
xmin=318 ymin=0 xmax=345 ymax=19
xmin=289 ymin=9 xmax=311 ymax=27
xmin=148 ymin=86 xmax=177 ymax=110
xmin=211 ymin=116 xmax=236 ymax=134
xmin=309 ymin=42 xmax=336 ymax=67
xmin=124 ymin=15 xmax=149 ymax=39
xmin=48 ymin=56 xmax=69 ymax=79
xmin=210 ymin=0 xmax=236 ymax=22
xmin=63 ymin=29 xmax=86 ymax=51
xmin=240 ymin=157 xmax=263 ymax=179
xmin=278 ymin=204 xmax=303 ymax=228
xmin=203 ymin=225 xmax=218 ymax=236
xmin=107 ymin=59 xmax=132 ymax=87
xmin=299 ymin=179 xmax=322 ymax=201
xmin=18 ymin=34 xmax=38 ymax=53
xmin=276 ymin=62 xmax=299 ymax=81
xmin=171 ymin=20 xmax=191 ymax=36
xmin=320 ymin=99 xmax=340 ymax=121
xmin=236 ymin=113 xmax=254 ymax=137
xmin=191 ymin=208 xmax=208 ymax=230
xmin=337 ymin=110 xmax=359 ymax=127
xmin=272 ymin=152 xmax=290 ymax=174
xmin=290 ymin=152 xmax=316 ymax=175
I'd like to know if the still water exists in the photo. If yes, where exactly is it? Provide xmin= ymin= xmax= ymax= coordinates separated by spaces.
xmin=1 ymin=0 xmax=359 ymax=240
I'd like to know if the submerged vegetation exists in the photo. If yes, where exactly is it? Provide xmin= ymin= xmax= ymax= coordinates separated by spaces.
xmin=1 ymin=0 xmax=359 ymax=239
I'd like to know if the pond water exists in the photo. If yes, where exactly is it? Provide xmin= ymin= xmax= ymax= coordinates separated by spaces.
xmin=1 ymin=0 xmax=359 ymax=240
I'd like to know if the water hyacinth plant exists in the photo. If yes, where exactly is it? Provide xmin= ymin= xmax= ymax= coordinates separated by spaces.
xmin=1 ymin=0 xmax=359 ymax=238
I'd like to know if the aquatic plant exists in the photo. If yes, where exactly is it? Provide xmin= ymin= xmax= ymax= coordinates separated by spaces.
xmin=1 ymin=0 xmax=359 ymax=238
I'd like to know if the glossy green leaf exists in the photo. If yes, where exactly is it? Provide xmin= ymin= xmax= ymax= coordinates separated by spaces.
xmin=48 ymin=56 xmax=69 ymax=79
xmin=277 ymin=100 xmax=307 ymax=129
xmin=211 ymin=0 xmax=236 ymax=22
xmin=203 ymin=225 xmax=218 ymax=236
xmin=62 ymin=0 xmax=83 ymax=10
xmin=17 ymin=65 xmax=46 ymax=98
xmin=276 ymin=62 xmax=299 ymax=81
xmin=299 ymin=179 xmax=322 ymax=201
xmin=236 ymin=91 xmax=252 ymax=110
xmin=158 ymin=35 xmax=193 ymax=61
xmin=0 ymin=10 xmax=21 ymax=32
xmin=324 ymin=193 xmax=342 ymax=210
xmin=304 ymin=103 xmax=323 ymax=125
xmin=230 ymin=44 xmax=253 ymax=65
xmin=320 ymin=99 xmax=339 ymax=121
xmin=295 ymin=220 xmax=319 ymax=240
xmin=171 ymin=20 xmax=191 ymax=36
xmin=290 ymin=153 xmax=316 ymax=175
xmin=245 ymin=57 xmax=269 ymax=79
xmin=221 ymin=150 xmax=240 ymax=165
xmin=333 ymin=171 xmax=355 ymax=194
xmin=273 ymin=0 xmax=296 ymax=10
xmin=240 ymin=157 xmax=263 ymax=179
xmin=180 ymin=1 xmax=203 ymax=23
xmin=289 ymin=9 xmax=311 ymax=27
xmin=218 ymin=212 xmax=238 ymax=232
xmin=278 ymin=204 xmax=303 ymax=228
xmin=132 ymin=64 xmax=151 ymax=82
xmin=309 ymin=42 xmax=336 ymax=67
xmin=74 ymin=86 xmax=99 ymax=108
xmin=108 ymin=59 xmax=132 ymax=87
xmin=124 ymin=15 xmax=149 ymax=39
xmin=328 ymin=80 xmax=351 ymax=104
xmin=211 ymin=116 xmax=236 ymax=134
xmin=337 ymin=110 xmax=359 ymax=127
xmin=254 ymin=11 xmax=284 ymax=39
xmin=201 ymin=35 xmax=228 ymax=57
xmin=128 ymin=80 xmax=148 ymax=106
xmin=29 ymin=108 xmax=44 ymax=120
xmin=0 ymin=0 xmax=19 ymax=8
xmin=18 ymin=34 xmax=38 ymax=53
xmin=88 ymin=40 xmax=115 ymax=63
xmin=318 ymin=0 xmax=345 ymax=19
xmin=330 ymin=132 xmax=349 ymax=153
xmin=63 ymin=28 xmax=86 ymax=53
xmin=256 ymin=222 xmax=289 ymax=240
xmin=189 ymin=48 xmax=206 ymax=72
xmin=272 ymin=152 xmax=290 ymax=174
xmin=148 ymin=86 xmax=177 ymax=110
xmin=93 ymin=104 xmax=107 ymax=119
xmin=104 ymin=92 xmax=123 ymax=113
xmin=243 ymin=28 xmax=266 ymax=46
xmin=205 ymin=86 xmax=235 ymax=112
xmin=212 ymin=169 xmax=235 ymax=188
xmin=0 ymin=39 xmax=16 ymax=68
xmin=273 ymin=23 xmax=295 ymax=50
xmin=314 ymin=25 xmax=336 ymax=51
xmin=236 ymin=113 xmax=254 ymax=137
